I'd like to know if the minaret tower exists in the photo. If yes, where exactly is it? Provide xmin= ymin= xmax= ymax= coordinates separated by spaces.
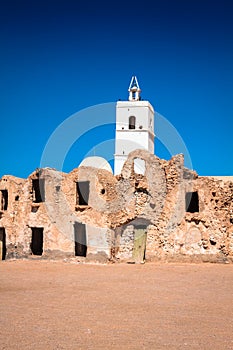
xmin=114 ymin=76 xmax=155 ymax=175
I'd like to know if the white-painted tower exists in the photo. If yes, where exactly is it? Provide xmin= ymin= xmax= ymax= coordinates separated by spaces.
xmin=114 ymin=76 xmax=155 ymax=175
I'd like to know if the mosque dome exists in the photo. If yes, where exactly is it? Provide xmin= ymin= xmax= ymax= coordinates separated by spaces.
xmin=78 ymin=156 xmax=113 ymax=173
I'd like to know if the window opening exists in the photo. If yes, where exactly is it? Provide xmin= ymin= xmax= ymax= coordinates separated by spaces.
xmin=32 ymin=179 xmax=45 ymax=203
xmin=185 ymin=192 xmax=199 ymax=213
xmin=134 ymin=158 xmax=145 ymax=175
xmin=0 ymin=190 xmax=8 ymax=210
xmin=129 ymin=116 xmax=136 ymax=129
xmin=76 ymin=181 xmax=90 ymax=205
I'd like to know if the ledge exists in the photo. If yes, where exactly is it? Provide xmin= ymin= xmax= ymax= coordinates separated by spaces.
xmin=75 ymin=205 xmax=90 ymax=212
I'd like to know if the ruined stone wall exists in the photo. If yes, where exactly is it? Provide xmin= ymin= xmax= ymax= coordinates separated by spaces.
xmin=0 ymin=150 xmax=232 ymax=263
xmin=0 ymin=175 xmax=26 ymax=258
xmin=151 ymin=174 xmax=233 ymax=263
xmin=111 ymin=150 xmax=233 ymax=263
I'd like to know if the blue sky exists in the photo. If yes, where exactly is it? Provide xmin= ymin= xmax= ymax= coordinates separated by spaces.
xmin=0 ymin=0 xmax=233 ymax=178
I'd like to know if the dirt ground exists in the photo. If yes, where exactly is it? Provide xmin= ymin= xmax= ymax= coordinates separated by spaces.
xmin=0 ymin=260 xmax=233 ymax=350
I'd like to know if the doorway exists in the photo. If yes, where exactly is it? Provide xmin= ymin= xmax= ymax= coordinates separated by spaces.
xmin=0 ymin=228 xmax=6 ymax=260
xmin=74 ymin=222 xmax=87 ymax=257
xmin=31 ymin=227 xmax=44 ymax=255
xmin=132 ymin=225 xmax=147 ymax=263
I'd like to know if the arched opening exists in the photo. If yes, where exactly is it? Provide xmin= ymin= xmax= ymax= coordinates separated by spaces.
xmin=129 ymin=116 xmax=136 ymax=129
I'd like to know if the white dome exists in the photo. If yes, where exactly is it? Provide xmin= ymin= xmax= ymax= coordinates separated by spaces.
xmin=78 ymin=156 xmax=113 ymax=173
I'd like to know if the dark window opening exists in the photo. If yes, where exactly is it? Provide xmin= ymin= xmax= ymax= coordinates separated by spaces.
xmin=31 ymin=227 xmax=44 ymax=255
xmin=135 ymin=188 xmax=148 ymax=194
xmin=129 ymin=116 xmax=136 ymax=129
xmin=15 ymin=195 xmax=19 ymax=201
xmin=74 ymin=222 xmax=87 ymax=257
xmin=31 ymin=206 xmax=39 ymax=213
xmin=76 ymin=181 xmax=90 ymax=205
xmin=186 ymin=192 xmax=199 ymax=213
xmin=101 ymin=189 xmax=105 ymax=194
xmin=32 ymin=179 xmax=45 ymax=203
xmin=210 ymin=239 xmax=216 ymax=246
xmin=0 ymin=190 xmax=8 ymax=210
xmin=0 ymin=228 xmax=6 ymax=260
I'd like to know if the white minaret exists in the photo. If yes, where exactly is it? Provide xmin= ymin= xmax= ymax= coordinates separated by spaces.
xmin=114 ymin=76 xmax=155 ymax=175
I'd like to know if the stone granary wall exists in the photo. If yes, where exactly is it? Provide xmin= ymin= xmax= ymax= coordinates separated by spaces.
xmin=0 ymin=150 xmax=232 ymax=263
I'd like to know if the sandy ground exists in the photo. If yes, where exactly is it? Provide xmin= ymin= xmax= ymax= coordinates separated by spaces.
xmin=0 ymin=260 xmax=233 ymax=350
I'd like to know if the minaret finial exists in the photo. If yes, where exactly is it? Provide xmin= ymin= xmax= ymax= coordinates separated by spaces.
xmin=128 ymin=76 xmax=141 ymax=101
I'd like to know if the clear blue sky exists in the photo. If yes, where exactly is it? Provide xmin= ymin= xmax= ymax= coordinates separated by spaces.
xmin=1 ymin=0 xmax=233 ymax=178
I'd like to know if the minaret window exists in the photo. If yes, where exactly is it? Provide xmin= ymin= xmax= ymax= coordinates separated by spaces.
xmin=129 ymin=116 xmax=136 ymax=129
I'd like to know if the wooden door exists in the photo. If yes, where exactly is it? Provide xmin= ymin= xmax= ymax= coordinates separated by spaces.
xmin=132 ymin=226 xmax=147 ymax=263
